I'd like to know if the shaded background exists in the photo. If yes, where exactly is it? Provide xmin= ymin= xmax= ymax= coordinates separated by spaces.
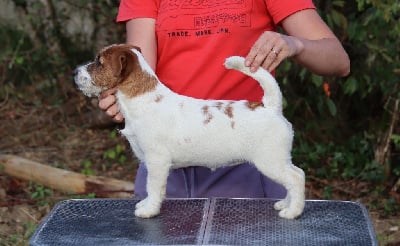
xmin=0 ymin=0 xmax=399 ymax=245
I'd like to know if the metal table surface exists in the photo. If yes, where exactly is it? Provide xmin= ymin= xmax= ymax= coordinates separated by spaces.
xmin=30 ymin=198 xmax=377 ymax=245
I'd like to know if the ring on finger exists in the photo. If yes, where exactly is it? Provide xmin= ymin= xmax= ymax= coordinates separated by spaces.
xmin=271 ymin=48 xmax=279 ymax=56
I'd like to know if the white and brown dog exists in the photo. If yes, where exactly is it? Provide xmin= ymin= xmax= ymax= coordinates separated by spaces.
xmin=74 ymin=44 xmax=305 ymax=219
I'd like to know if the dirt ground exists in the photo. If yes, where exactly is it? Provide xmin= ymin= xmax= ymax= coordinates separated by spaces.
xmin=0 ymin=88 xmax=399 ymax=245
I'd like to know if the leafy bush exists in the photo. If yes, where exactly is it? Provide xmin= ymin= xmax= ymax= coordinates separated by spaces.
xmin=277 ymin=0 xmax=399 ymax=191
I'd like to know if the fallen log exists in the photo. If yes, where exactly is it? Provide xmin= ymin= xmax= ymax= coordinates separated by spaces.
xmin=0 ymin=154 xmax=134 ymax=198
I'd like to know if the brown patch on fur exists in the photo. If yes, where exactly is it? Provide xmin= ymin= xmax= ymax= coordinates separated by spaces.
xmin=231 ymin=121 xmax=235 ymax=129
xmin=87 ymin=44 xmax=157 ymax=98
xmin=246 ymin=101 xmax=264 ymax=111
xmin=155 ymin=94 xmax=164 ymax=103
xmin=202 ymin=105 xmax=213 ymax=124
xmin=214 ymin=102 xmax=224 ymax=110
xmin=224 ymin=102 xmax=234 ymax=118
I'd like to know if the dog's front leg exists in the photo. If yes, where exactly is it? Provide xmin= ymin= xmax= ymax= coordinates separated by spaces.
xmin=135 ymin=159 xmax=170 ymax=218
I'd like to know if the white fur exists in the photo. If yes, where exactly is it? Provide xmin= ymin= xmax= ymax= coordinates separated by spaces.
xmin=74 ymin=45 xmax=305 ymax=219
xmin=74 ymin=64 xmax=103 ymax=97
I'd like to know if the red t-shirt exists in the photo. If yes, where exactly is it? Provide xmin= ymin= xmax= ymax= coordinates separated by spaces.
xmin=117 ymin=0 xmax=315 ymax=102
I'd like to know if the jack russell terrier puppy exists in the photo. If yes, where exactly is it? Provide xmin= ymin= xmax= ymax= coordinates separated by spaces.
xmin=74 ymin=44 xmax=305 ymax=219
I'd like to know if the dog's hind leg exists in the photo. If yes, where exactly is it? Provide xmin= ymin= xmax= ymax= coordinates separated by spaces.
xmin=253 ymin=157 xmax=305 ymax=219
xmin=273 ymin=164 xmax=305 ymax=211
xmin=135 ymin=159 xmax=170 ymax=218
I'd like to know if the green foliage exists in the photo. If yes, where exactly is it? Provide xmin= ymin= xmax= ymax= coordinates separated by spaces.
xmin=294 ymin=134 xmax=384 ymax=182
xmin=0 ymin=221 xmax=37 ymax=246
xmin=322 ymin=185 xmax=333 ymax=199
xmin=101 ymin=130 xmax=128 ymax=166
xmin=22 ymin=221 xmax=37 ymax=241
xmin=392 ymin=134 xmax=400 ymax=147
xmin=382 ymin=198 xmax=400 ymax=215
xmin=392 ymin=134 xmax=400 ymax=176
xmin=81 ymin=159 xmax=95 ymax=176
xmin=29 ymin=182 xmax=53 ymax=205
xmin=280 ymin=0 xmax=399 ymax=118
xmin=69 ymin=192 xmax=97 ymax=199
xmin=103 ymin=144 xmax=127 ymax=166
xmin=277 ymin=0 xmax=400 ymax=192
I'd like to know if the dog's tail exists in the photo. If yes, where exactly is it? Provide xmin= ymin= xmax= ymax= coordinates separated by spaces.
xmin=224 ymin=56 xmax=282 ymax=111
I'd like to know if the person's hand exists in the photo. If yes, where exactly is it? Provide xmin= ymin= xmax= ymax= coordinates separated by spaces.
xmin=245 ymin=31 xmax=303 ymax=73
xmin=98 ymin=88 xmax=124 ymax=122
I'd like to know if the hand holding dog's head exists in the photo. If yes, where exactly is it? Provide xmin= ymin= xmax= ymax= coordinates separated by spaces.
xmin=74 ymin=44 xmax=156 ymax=98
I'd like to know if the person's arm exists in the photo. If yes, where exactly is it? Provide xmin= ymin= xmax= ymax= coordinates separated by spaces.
xmin=245 ymin=9 xmax=350 ymax=77
xmin=98 ymin=18 xmax=157 ymax=122
xmin=125 ymin=18 xmax=157 ymax=70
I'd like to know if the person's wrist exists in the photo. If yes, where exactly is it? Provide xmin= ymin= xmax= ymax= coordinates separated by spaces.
xmin=291 ymin=36 xmax=304 ymax=57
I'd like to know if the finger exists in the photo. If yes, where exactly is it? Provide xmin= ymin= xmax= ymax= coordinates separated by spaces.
xmin=245 ymin=40 xmax=261 ymax=67
xmin=99 ymin=87 xmax=118 ymax=100
xmin=261 ymin=47 xmax=281 ymax=71
xmin=248 ymin=42 xmax=276 ymax=72
xmin=113 ymin=113 xmax=125 ymax=123
xmin=98 ymin=94 xmax=116 ymax=110
xmin=263 ymin=43 xmax=285 ymax=71
xmin=106 ymin=103 xmax=120 ymax=118
xmin=265 ymin=54 xmax=282 ymax=72
xmin=246 ymin=32 xmax=281 ymax=72
xmin=245 ymin=32 xmax=270 ymax=66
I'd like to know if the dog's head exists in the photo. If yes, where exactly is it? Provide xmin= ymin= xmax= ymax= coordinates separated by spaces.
xmin=74 ymin=44 xmax=158 ymax=98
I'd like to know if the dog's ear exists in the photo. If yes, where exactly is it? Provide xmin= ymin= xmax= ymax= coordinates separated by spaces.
xmin=120 ymin=44 xmax=142 ymax=53
xmin=111 ymin=49 xmax=134 ymax=79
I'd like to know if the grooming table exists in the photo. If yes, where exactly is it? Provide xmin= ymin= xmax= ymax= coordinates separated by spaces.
xmin=30 ymin=199 xmax=377 ymax=245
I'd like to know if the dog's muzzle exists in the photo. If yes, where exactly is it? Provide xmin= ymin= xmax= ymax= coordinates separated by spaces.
xmin=73 ymin=66 xmax=103 ymax=97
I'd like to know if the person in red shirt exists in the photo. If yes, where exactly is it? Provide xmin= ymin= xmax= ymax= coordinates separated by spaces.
xmin=99 ymin=0 xmax=350 ymax=199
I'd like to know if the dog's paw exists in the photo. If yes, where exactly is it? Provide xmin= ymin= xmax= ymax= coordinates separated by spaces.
xmin=134 ymin=199 xmax=161 ymax=218
xmin=277 ymin=197 xmax=305 ymax=219
xmin=278 ymin=208 xmax=302 ymax=220
xmin=135 ymin=204 xmax=161 ymax=218
xmin=224 ymin=56 xmax=246 ymax=70
xmin=135 ymin=198 xmax=148 ymax=209
xmin=274 ymin=199 xmax=289 ymax=211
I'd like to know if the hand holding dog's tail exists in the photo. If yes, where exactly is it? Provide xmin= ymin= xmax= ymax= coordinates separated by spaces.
xmin=225 ymin=56 xmax=283 ymax=112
